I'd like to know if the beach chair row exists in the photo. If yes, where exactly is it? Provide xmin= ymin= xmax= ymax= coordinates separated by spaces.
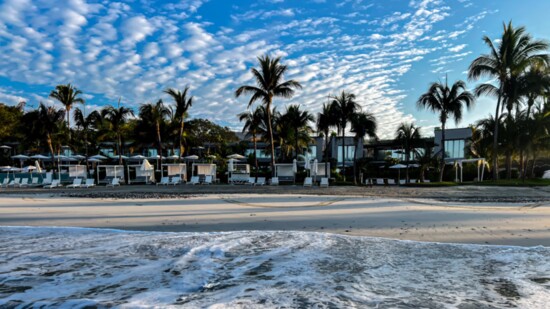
xmin=303 ymin=177 xmax=329 ymax=187
xmin=0 ymin=177 xmax=101 ymax=189
xmin=365 ymin=178 xmax=431 ymax=185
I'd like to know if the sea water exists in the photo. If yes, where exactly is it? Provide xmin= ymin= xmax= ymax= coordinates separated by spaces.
xmin=0 ymin=227 xmax=549 ymax=308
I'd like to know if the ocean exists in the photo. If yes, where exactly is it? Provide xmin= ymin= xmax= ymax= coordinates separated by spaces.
xmin=1 ymin=227 xmax=549 ymax=308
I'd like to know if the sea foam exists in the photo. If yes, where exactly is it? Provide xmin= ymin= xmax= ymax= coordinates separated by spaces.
xmin=0 ymin=226 xmax=549 ymax=308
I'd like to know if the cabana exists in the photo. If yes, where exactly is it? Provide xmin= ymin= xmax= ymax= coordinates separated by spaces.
xmin=162 ymin=163 xmax=187 ymax=182
xmin=127 ymin=159 xmax=155 ymax=184
xmin=67 ymin=165 xmax=87 ymax=179
xmin=274 ymin=163 xmax=295 ymax=183
xmin=445 ymin=158 xmax=487 ymax=182
xmin=228 ymin=161 xmax=250 ymax=184
xmin=96 ymin=165 xmax=125 ymax=184
xmin=192 ymin=163 xmax=217 ymax=183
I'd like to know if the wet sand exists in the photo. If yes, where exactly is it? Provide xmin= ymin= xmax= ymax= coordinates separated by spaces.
xmin=1 ymin=192 xmax=549 ymax=247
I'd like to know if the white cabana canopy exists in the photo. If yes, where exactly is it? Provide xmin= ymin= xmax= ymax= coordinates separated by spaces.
xmin=184 ymin=155 xmax=199 ymax=160
xmin=192 ymin=163 xmax=217 ymax=182
xmin=162 ymin=163 xmax=187 ymax=181
xmin=96 ymin=165 xmax=125 ymax=184
xmin=445 ymin=158 xmax=487 ymax=182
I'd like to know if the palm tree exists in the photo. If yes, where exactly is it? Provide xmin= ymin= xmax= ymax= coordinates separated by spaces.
xmin=316 ymin=102 xmax=336 ymax=177
xmin=330 ymin=90 xmax=360 ymax=181
xmin=139 ymin=99 xmax=171 ymax=169
xmin=74 ymin=107 xmax=101 ymax=173
xmin=235 ymin=55 xmax=302 ymax=175
xmin=468 ymin=21 xmax=549 ymax=180
xmin=101 ymin=104 xmax=134 ymax=165
xmin=417 ymin=79 xmax=475 ymax=182
xmin=238 ymin=106 xmax=264 ymax=177
xmin=350 ymin=112 xmax=377 ymax=184
xmin=37 ymin=103 xmax=65 ymax=167
xmin=281 ymin=104 xmax=314 ymax=159
xmin=395 ymin=122 xmax=421 ymax=183
xmin=49 ymin=83 xmax=85 ymax=140
xmin=164 ymin=87 xmax=193 ymax=156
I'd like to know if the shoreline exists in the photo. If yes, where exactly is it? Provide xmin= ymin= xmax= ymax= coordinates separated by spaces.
xmin=1 ymin=192 xmax=549 ymax=247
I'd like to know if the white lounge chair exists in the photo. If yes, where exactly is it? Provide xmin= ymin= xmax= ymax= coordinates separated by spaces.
xmin=203 ymin=175 xmax=213 ymax=185
xmin=106 ymin=178 xmax=120 ymax=187
xmin=399 ymin=179 xmax=406 ymax=185
xmin=387 ymin=179 xmax=396 ymax=185
xmin=255 ymin=177 xmax=266 ymax=186
xmin=410 ymin=179 xmax=417 ymax=184
xmin=245 ymin=177 xmax=255 ymax=185
xmin=320 ymin=177 xmax=329 ymax=188
xmin=42 ymin=173 xmax=53 ymax=185
xmin=157 ymin=177 xmax=170 ymax=186
xmin=17 ymin=178 xmax=29 ymax=188
xmin=29 ymin=177 xmax=40 ymax=187
xmin=170 ymin=176 xmax=182 ymax=185
xmin=44 ymin=179 xmax=61 ymax=189
xmin=303 ymin=177 xmax=313 ymax=187
xmin=7 ymin=178 xmax=20 ymax=188
xmin=189 ymin=176 xmax=200 ymax=185
xmin=67 ymin=178 xmax=83 ymax=188
xmin=270 ymin=177 xmax=279 ymax=186
xmin=0 ymin=178 xmax=8 ymax=188
xmin=83 ymin=179 xmax=96 ymax=188
xmin=375 ymin=178 xmax=384 ymax=185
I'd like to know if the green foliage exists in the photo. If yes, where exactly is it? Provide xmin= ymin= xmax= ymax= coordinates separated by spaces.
xmin=185 ymin=118 xmax=239 ymax=149
xmin=0 ymin=103 xmax=23 ymax=142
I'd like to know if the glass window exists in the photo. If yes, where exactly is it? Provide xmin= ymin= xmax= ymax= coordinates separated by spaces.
xmin=337 ymin=145 xmax=355 ymax=163
xmin=444 ymin=140 xmax=465 ymax=158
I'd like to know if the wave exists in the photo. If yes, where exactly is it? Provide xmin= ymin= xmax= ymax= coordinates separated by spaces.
xmin=0 ymin=227 xmax=549 ymax=308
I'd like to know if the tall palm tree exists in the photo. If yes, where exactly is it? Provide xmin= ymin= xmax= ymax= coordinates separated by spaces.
xmin=417 ymin=79 xmax=475 ymax=182
xmin=350 ymin=112 xmax=377 ymax=184
xmin=139 ymin=99 xmax=171 ymax=169
xmin=238 ymin=106 xmax=264 ymax=177
xmin=37 ymin=103 xmax=65 ymax=167
xmin=101 ymin=104 xmax=134 ymax=165
xmin=49 ymin=83 xmax=85 ymax=140
xmin=395 ymin=122 xmax=421 ymax=183
xmin=281 ymin=104 xmax=314 ymax=159
xmin=316 ymin=102 xmax=336 ymax=177
xmin=164 ymin=87 xmax=193 ymax=156
xmin=235 ymin=55 xmax=302 ymax=175
xmin=330 ymin=90 xmax=360 ymax=181
xmin=74 ymin=107 xmax=101 ymax=172
xmin=468 ymin=21 xmax=549 ymax=180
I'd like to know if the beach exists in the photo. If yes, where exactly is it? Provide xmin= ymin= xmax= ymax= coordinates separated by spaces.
xmin=1 ymin=185 xmax=549 ymax=246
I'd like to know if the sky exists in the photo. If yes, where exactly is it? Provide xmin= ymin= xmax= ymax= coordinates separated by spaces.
xmin=1 ymin=0 xmax=550 ymax=139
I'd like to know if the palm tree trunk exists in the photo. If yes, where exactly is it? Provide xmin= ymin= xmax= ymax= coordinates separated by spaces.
xmin=439 ymin=121 xmax=446 ymax=182
xmin=67 ymin=107 xmax=71 ymax=141
xmin=324 ymin=132 xmax=329 ymax=178
xmin=353 ymin=138 xmax=358 ymax=185
xmin=295 ymin=126 xmax=299 ymax=159
xmin=253 ymin=132 xmax=258 ymax=180
xmin=179 ymin=120 xmax=184 ymax=156
xmin=405 ymin=148 xmax=410 ymax=184
xmin=506 ymin=150 xmax=512 ymax=180
xmin=492 ymin=92 xmax=502 ymax=180
xmin=266 ymin=99 xmax=276 ymax=176
xmin=47 ymin=133 xmax=55 ymax=171
xmin=157 ymin=123 xmax=163 ymax=171
xmin=341 ymin=126 xmax=346 ymax=182
xmin=117 ymin=132 xmax=122 ymax=165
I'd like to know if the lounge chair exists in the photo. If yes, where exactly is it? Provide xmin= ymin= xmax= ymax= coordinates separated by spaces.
xmin=375 ymin=178 xmax=384 ymax=185
xmin=270 ymin=177 xmax=279 ymax=186
xmin=203 ymin=175 xmax=213 ymax=185
xmin=410 ymin=179 xmax=417 ymax=184
xmin=245 ymin=177 xmax=255 ymax=185
xmin=42 ymin=173 xmax=52 ymax=185
xmin=0 ymin=178 xmax=8 ymax=188
xmin=399 ymin=179 xmax=406 ymax=185
xmin=423 ymin=179 xmax=431 ymax=183
xmin=255 ymin=177 xmax=266 ymax=186
xmin=320 ymin=177 xmax=329 ymax=188
xmin=189 ymin=176 xmax=200 ymax=185
xmin=83 ymin=179 xmax=96 ymax=188
xmin=29 ymin=177 xmax=40 ymax=187
xmin=387 ymin=179 xmax=396 ymax=185
xmin=44 ymin=179 xmax=61 ymax=189
xmin=170 ymin=176 xmax=182 ymax=185
xmin=106 ymin=178 xmax=120 ymax=187
xmin=303 ymin=177 xmax=313 ymax=187
xmin=157 ymin=177 xmax=170 ymax=186
xmin=7 ymin=178 xmax=20 ymax=188
xmin=67 ymin=178 xmax=83 ymax=188
xmin=17 ymin=178 xmax=29 ymax=188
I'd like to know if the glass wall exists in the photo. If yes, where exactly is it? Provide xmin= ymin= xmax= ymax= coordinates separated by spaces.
xmin=444 ymin=139 xmax=465 ymax=158
xmin=337 ymin=146 xmax=355 ymax=163
xmin=245 ymin=149 xmax=270 ymax=158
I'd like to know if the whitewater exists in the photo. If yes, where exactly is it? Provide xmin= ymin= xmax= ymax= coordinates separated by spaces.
xmin=1 ymin=227 xmax=549 ymax=308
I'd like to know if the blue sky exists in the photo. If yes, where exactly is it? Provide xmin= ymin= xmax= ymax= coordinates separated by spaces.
xmin=0 ymin=0 xmax=549 ymax=138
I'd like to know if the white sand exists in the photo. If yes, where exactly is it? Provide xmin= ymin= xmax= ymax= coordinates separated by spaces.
xmin=1 ymin=194 xmax=549 ymax=246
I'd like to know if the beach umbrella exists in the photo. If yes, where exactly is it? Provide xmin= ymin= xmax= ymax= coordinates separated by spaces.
xmin=227 ymin=153 xmax=246 ymax=160
xmin=390 ymin=164 xmax=407 ymax=183
xmin=87 ymin=158 xmax=102 ymax=162
xmin=90 ymin=154 xmax=108 ymax=160
xmin=23 ymin=166 xmax=37 ymax=173
xmin=168 ymin=154 xmax=180 ymax=160
xmin=0 ymin=145 xmax=11 ymax=150
xmin=71 ymin=155 xmax=86 ymax=160
xmin=148 ymin=155 xmax=165 ymax=160
xmin=292 ymin=159 xmax=298 ymax=174
xmin=30 ymin=154 xmax=50 ymax=160
xmin=130 ymin=154 xmax=146 ymax=160
xmin=312 ymin=159 xmax=318 ymax=176
xmin=184 ymin=155 xmax=199 ymax=160
xmin=12 ymin=154 xmax=29 ymax=160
